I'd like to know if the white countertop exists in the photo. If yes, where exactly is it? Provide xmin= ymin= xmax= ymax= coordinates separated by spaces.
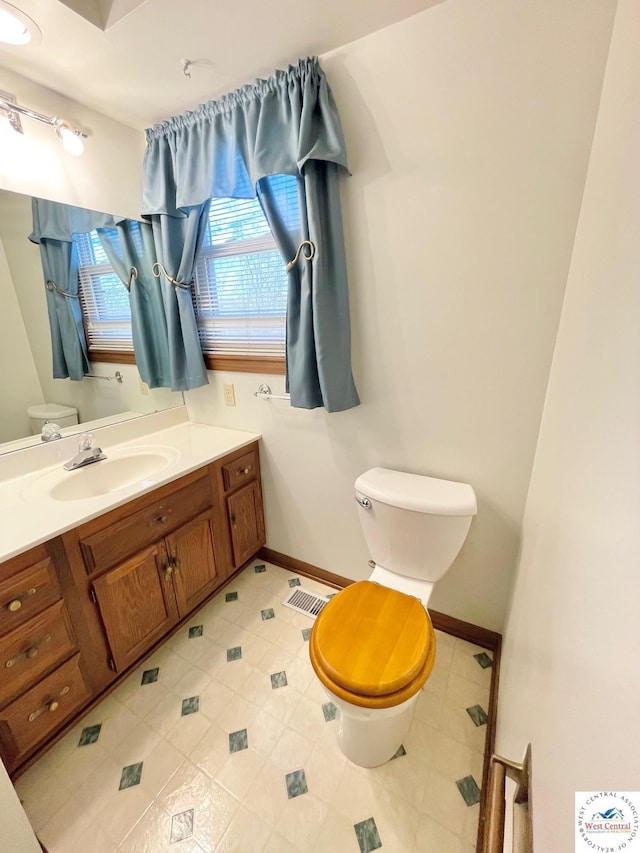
xmin=0 ymin=408 xmax=260 ymax=565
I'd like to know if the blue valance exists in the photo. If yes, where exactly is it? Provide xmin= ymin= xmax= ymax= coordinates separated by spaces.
xmin=29 ymin=198 xmax=123 ymax=244
xmin=142 ymin=57 xmax=349 ymax=215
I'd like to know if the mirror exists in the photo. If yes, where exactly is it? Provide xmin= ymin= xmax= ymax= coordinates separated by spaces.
xmin=0 ymin=189 xmax=184 ymax=455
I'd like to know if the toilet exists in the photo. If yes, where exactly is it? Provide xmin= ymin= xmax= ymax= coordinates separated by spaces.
xmin=28 ymin=403 xmax=79 ymax=436
xmin=309 ymin=467 xmax=477 ymax=767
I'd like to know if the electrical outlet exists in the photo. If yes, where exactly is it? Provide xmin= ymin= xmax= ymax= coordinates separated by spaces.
xmin=223 ymin=383 xmax=236 ymax=406
xmin=138 ymin=379 xmax=149 ymax=396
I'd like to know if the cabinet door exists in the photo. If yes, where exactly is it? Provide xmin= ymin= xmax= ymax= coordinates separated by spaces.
xmin=92 ymin=543 xmax=178 ymax=672
xmin=166 ymin=512 xmax=218 ymax=617
xmin=227 ymin=480 xmax=266 ymax=568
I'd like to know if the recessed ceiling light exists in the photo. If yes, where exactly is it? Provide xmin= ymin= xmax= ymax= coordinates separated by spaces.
xmin=0 ymin=2 xmax=41 ymax=46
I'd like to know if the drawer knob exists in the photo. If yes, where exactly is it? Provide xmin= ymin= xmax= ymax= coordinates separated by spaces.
xmin=5 ymin=634 xmax=51 ymax=668
xmin=4 ymin=588 xmax=37 ymax=613
xmin=28 ymin=686 xmax=69 ymax=722
xmin=237 ymin=465 xmax=252 ymax=476
xmin=148 ymin=511 xmax=172 ymax=527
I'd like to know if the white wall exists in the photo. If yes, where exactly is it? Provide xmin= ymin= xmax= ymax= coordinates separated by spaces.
xmin=0 ymin=234 xmax=43 ymax=441
xmin=0 ymin=67 xmax=144 ymax=218
xmin=496 ymin=0 xmax=640 ymax=849
xmin=186 ymin=0 xmax=616 ymax=631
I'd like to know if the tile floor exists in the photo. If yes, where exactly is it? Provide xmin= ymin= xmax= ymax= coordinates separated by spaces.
xmin=14 ymin=561 xmax=493 ymax=853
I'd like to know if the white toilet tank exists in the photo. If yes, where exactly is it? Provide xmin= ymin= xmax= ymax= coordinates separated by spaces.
xmin=355 ymin=467 xmax=477 ymax=584
xmin=28 ymin=403 xmax=79 ymax=435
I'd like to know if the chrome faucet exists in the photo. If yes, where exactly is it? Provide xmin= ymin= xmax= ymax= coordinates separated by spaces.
xmin=63 ymin=433 xmax=106 ymax=471
xmin=41 ymin=422 xmax=62 ymax=442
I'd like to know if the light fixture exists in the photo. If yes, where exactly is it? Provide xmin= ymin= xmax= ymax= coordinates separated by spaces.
xmin=0 ymin=1 xmax=41 ymax=45
xmin=0 ymin=91 xmax=87 ymax=155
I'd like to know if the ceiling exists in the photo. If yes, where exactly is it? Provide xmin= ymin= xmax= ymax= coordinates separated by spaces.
xmin=0 ymin=0 xmax=444 ymax=131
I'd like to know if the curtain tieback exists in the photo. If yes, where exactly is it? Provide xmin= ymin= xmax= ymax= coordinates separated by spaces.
xmin=286 ymin=240 xmax=316 ymax=272
xmin=46 ymin=279 xmax=79 ymax=299
xmin=124 ymin=267 xmax=138 ymax=291
xmin=151 ymin=262 xmax=193 ymax=289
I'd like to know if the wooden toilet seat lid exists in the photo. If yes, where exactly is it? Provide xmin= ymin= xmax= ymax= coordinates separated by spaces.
xmin=310 ymin=581 xmax=435 ymax=699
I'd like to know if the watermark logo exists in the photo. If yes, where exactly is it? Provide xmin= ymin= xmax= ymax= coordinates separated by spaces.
xmin=576 ymin=792 xmax=640 ymax=851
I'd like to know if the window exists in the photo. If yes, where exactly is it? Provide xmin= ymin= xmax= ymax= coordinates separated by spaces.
xmin=192 ymin=174 xmax=299 ymax=373
xmin=75 ymin=229 xmax=134 ymax=358
xmin=75 ymin=175 xmax=299 ymax=373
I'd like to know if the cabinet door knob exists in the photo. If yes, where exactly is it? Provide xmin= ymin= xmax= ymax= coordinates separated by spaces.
xmin=163 ymin=564 xmax=174 ymax=581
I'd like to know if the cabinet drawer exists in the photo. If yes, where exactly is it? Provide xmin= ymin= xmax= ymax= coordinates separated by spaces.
xmin=79 ymin=475 xmax=213 ymax=575
xmin=0 ymin=654 xmax=89 ymax=769
xmin=222 ymin=449 xmax=257 ymax=492
xmin=0 ymin=601 xmax=76 ymax=707
xmin=0 ymin=557 xmax=61 ymax=636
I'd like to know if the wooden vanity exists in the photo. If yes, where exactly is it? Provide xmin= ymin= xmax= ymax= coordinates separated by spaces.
xmin=0 ymin=441 xmax=265 ymax=775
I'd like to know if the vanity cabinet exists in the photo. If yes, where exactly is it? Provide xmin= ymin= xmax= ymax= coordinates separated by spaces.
xmin=219 ymin=446 xmax=266 ymax=568
xmin=0 ymin=438 xmax=265 ymax=776
xmin=0 ymin=543 xmax=89 ymax=773
xmin=90 ymin=510 xmax=218 ymax=672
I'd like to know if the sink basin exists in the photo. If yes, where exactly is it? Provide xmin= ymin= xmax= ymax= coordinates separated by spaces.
xmin=26 ymin=445 xmax=180 ymax=502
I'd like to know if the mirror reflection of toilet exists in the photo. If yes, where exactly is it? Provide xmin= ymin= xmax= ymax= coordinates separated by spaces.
xmin=309 ymin=467 xmax=477 ymax=767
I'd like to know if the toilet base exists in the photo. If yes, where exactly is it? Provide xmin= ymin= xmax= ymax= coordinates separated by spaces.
xmin=328 ymin=690 xmax=419 ymax=768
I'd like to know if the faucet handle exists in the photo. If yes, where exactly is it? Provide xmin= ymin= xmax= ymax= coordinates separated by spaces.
xmin=41 ymin=423 xmax=61 ymax=442
xmin=78 ymin=432 xmax=95 ymax=451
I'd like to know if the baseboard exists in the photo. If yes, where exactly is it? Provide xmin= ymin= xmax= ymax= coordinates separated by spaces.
xmin=428 ymin=609 xmax=501 ymax=653
xmin=258 ymin=547 xmax=353 ymax=591
xmin=259 ymin=547 xmax=501 ymax=650
xmin=260 ymin=545 xmax=501 ymax=853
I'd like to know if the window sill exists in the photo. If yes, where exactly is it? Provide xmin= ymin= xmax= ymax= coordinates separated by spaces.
xmin=89 ymin=351 xmax=285 ymax=375
xmin=89 ymin=351 xmax=136 ymax=365
xmin=203 ymin=354 xmax=285 ymax=375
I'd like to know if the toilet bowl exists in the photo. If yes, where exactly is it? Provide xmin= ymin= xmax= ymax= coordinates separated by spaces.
xmin=309 ymin=580 xmax=436 ymax=766
xmin=309 ymin=467 xmax=477 ymax=767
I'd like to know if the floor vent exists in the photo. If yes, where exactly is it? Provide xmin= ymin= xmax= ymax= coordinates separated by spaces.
xmin=282 ymin=588 xmax=329 ymax=619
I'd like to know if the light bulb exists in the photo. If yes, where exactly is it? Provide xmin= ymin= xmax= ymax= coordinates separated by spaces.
xmin=58 ymin=123 xmax=84 ymax=156
xmin=0 ymin=3 xmax=40 ymax=45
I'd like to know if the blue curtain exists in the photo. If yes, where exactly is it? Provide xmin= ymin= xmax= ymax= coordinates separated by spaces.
xmin=148 ymin=204 xmax=210 ymax=391
xmin=142 ymin=57 xmax=360 ymax=411
xmin=96 ymin=221 xmax=172 ymax=389
xmin=30 ymin=198 xmax=117 ymax=381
